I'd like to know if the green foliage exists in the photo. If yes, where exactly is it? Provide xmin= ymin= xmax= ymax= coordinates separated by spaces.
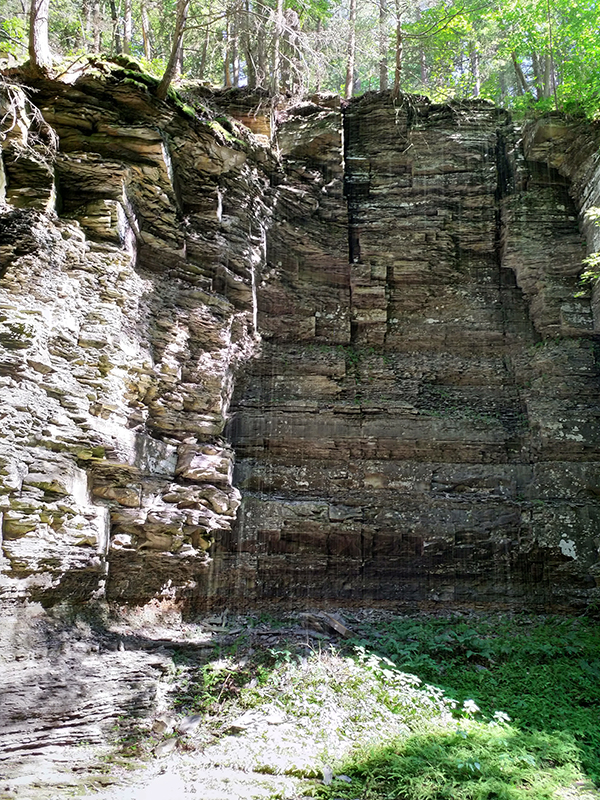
xmin=316 ymin=722 xmax=582 ymax=800
xmin=351 ymin=615 xmax=600 ymax=783
xmin=101 ymin=613 xmax=599 ymax=797
xmin=4 ymin=0 xmax=600 ymax=118
xmin=0 ymin=16 xmax=27 ymax=56
xmin=170 ymin=650 xmax=259 ymax=714
xmin=576 ymin=206 xmax=600 ymax=296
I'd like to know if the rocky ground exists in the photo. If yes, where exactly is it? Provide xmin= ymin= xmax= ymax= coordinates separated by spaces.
xmin=2 ymin=603 xmax=600 ymax=800
xmin=0 ymin=603 xmax=392 ymax=799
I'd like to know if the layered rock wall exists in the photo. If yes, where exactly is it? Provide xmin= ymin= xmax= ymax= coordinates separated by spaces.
xmin=0 ymin=68 xmax=273 ymax=606
xmin=0 ymin=72 xmax=599 ymax=611
xmin=228 ymin=94 xmax=600 ymax=609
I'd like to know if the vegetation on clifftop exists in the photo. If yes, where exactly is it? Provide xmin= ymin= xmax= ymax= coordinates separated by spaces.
xmin=3 ymin=0 xmax=600 ymax=117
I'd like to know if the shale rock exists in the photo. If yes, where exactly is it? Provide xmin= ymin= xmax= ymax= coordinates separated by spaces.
xmin=0 ymin=71 xmax=599 ymax=613
xmin=0 ymin=68 xmax=270 ymax=607
xmin=226 ymin=93 xmax=600 ymax=609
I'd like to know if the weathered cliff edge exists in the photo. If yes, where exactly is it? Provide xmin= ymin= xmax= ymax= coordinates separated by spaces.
xmin=0 ymin=66 xmax=599 ymax=617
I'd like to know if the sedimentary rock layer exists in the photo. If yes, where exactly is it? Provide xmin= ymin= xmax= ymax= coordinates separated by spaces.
xmin=0 ymin=67 xmax=273 ymax=606
xmin=226 ymin=94 xmax=600 ymax=609
xmin=0 ymin=70 xmax=599 ymax=610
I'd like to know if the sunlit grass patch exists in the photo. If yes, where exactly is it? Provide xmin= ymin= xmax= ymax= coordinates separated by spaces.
xmin=158 ymin=613 xmax=599 ymax=798
xmin=314 ymin=720 xmax=583 ymax=800
xmin=353 ymin=615 xmax=600 ymax=783
xmin=238 ymin=647 xmax=456 ymax=752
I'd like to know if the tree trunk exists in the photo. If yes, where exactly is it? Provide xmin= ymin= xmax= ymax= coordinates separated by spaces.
xmin=545 ymin=0 xmax=558 ymax=108
xmin=29 ymin=0 xmax=52 ymax=69
xmin=224 ymin=17 xmax=232 ymax=87
xmin=499 ymin=71 xmax=507 ymax=103
xmin=82 ymin=0 xmax=92 ymax=48
xmin=416 ymin=7 xmax=426 ymax=85
xmin=175 ymin=36 xmax=184 ymax=79
xmin=156 ymin=0 xmax=191 ymax=99
xmin=110 ymin=0 xmax=121 ymax=53
xmin=470 ymin=46 xmax=480 ymax=97
xmin=92 ymin=0 xmax=101 ymax=52
xmin=285 ymin=10 xmax=300 ymax=93
xmin=281 ymin=10 xmax=295 ymax=91
xmin=251 ymin=1 xmax=266 ymax=87
xmin=392 ymin=0 xmax=402 ymax=99
xmin=272 ymin=0 xmax=284 ymax=92
xmin=532 ymin=51 xmax=544 ymax=99
xmin=378 ymin=0 xmax=387 ymax=91
xmin=231 ymin=15 xmax=239 ymax=87
xmin=511 ymin=52 xmax=529 ymax=96
xmin=543 ymin=52 xmax=552 ymax=98
xmin=314 ymin=17 xmax=322 ymax=91
xmin=242 ymin=0 xmax=256 ymax=88
xmin=345 ymin=0 xmax=356 ymax=99
xmin=140 ymin=1 xmax=152 ymax=59
xmin=123 ymin=0 xmax=132 ymax=54
xmin=199 ymin=23 xmax=210 ymax=80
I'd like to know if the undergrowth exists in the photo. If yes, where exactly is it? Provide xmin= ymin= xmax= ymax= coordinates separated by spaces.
xmin=160 ymin=613 xmax=598 ymax=799
xmin=314 ymin=721 xmax=583 ymax=800
xmin=339 ymin=614 xmax=600 ymax=793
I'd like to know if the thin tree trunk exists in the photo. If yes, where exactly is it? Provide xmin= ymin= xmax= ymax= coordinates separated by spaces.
xmin=546 ymin=0 xmax=558 ymax=108
xmin=29 ymin=0 xmax=52 ymax=69
xmin=140 ymin=1 xmax=152 ymax=59
xmin=242 ymin=0 xmax=256 ymax=88
xmin=543 ymin=53 xmax=552 ymax=98
xmin=281 ymin=16 xmax=290 ymax=90
xmin=175 ymin=36 xmax=184 ymax=79
xmin=199 ymin=21 xmax=210 ymax=79
xmin=224 ymin=18 xmax=232 ymax=86
xmin=231 ymin=16 xmax=239 ymax=87
xmin=416 ymin=7 xmax=426 ymax=85
xmin=499 ymin=71 xmax=507 ymax=103
xmin=92 ymin=0 xmax=101 ymax=51
xmin=511 ymin=52 xmax=529 ymax=96
xmin=285 ymin=10 xmax=300 ymax=93
xmin=83 ymin=0 xmax=92 ymax=47
xmin=470 ymin=46 xmax=480 ymax=97
xmin=156 ymin=0 xmax=191 ymax=99
xmin=123 ymin=0 xmax=132 ymax=53
xmin=345 ymin=0 xmax=356 ymax=99
xmin=379 ymin=0 xmax=387 ymax=91
xmin=272 ymin=0 xmax=284 ymax=92
xmin=256 ymin=23 xmax=266 ymax=86
xmin=110 ymin=0 xmax=122 ymax=53
xmin=392 ymin=0 xmax=402 ymax=99
xmin=314 ymin=17 xmax=322 ymax=91
xmin=79 ymin=13 xmax=88 ymax=49
xmin=531 ymin=51 xmax=543 ymax=99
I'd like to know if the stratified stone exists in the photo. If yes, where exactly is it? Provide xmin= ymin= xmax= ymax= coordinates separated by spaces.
xmin=225 ymin=93 xmax=600 ymax=610
xmin=0 ymin=72 xmax=598 ymax=613
xmin=0 ymin=69 xmax=269 ymax=606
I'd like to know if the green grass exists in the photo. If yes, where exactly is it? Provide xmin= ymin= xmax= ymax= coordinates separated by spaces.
xmin=316 ymin=721 xmax=583 ymax=800
xmin=328 ymin=613 xmax=600 ymax=798
xmin=157 ymin=613 xmax=599 ymax=799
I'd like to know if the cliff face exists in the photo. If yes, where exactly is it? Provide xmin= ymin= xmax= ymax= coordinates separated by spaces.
xmin=0 ymin=70 xmax=599 ymax=612
xmin=0 ymin=68 xmax=272 ymax=607
xmin=228 ymin=95 xmax=600 ymax=609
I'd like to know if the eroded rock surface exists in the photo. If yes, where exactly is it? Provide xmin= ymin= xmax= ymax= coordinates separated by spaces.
xmin=0 ymin=73 xmax=599 ymax=616
xmin=0 ymin=67 xmax=272 ymax=608
xmin=227 ymin=94 xmax=600 ymax=609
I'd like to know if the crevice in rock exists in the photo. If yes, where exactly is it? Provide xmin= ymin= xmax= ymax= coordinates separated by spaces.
xmin=342 ymin=105 xmax=368 ymax=267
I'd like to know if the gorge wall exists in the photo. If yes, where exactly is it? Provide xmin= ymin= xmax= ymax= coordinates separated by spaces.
xmin=1 ymin=65 xmax=600 ymax=613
